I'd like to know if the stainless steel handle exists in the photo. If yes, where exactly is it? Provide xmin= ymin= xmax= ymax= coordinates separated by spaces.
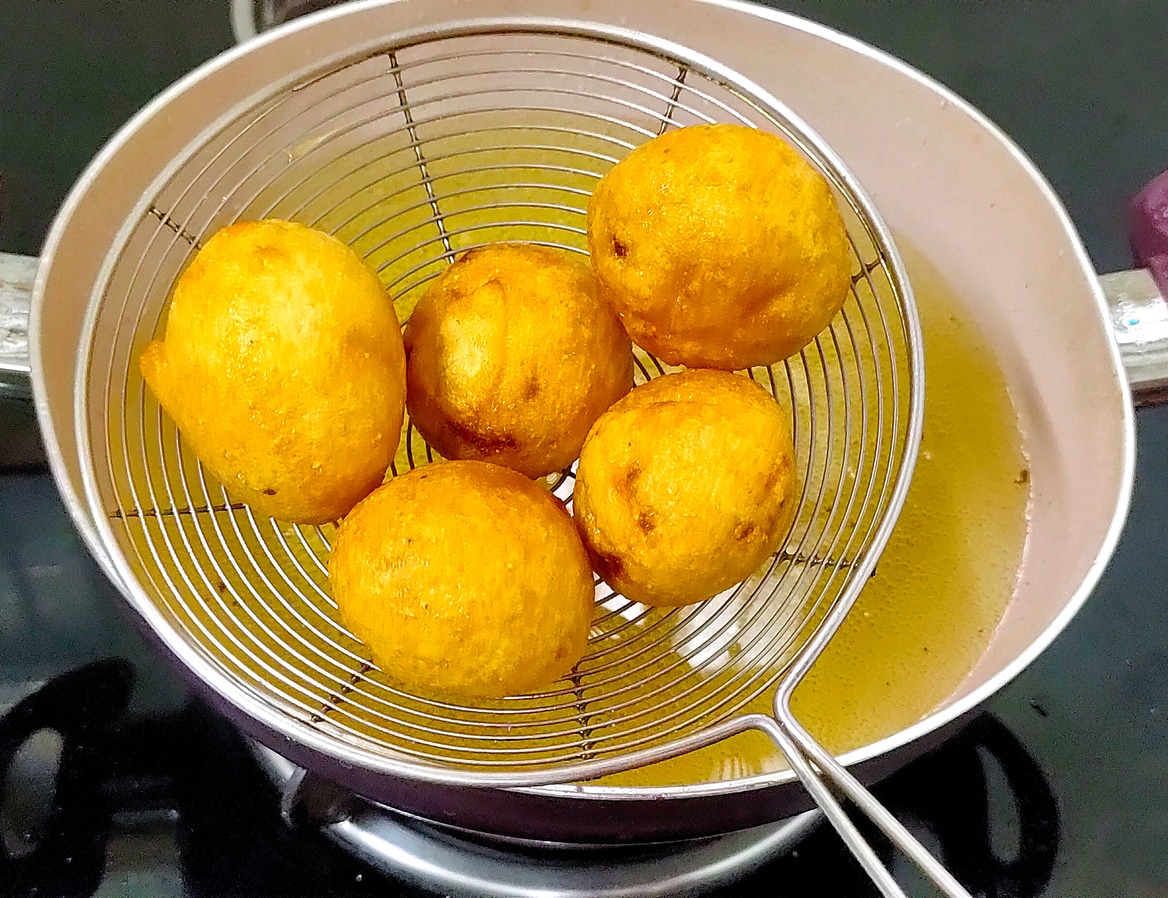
xmin=1100 ymin=268 xmax=1168 ymax=406
xmin=750 ymin=697 xmax=975 ymax=898
xmin=0 ymin=253 xmax=36 ymax=401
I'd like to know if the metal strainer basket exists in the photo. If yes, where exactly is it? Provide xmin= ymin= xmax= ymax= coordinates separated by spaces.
xmin=73 ymin=18 xmax=959 ymax=898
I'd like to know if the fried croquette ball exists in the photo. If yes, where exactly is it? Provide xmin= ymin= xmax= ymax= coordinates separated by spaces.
xmin=328 ymin=461 xmax=596 ymax=699
xmin=573 ymin=369 xmax=797 ymax=607
xmin=404 ymin=243 xmax=633 ymax=478
xmin=140 ymin=219 xmax=406 ymax=524
xmin=586 ymin=123 xmax=852 ymax=369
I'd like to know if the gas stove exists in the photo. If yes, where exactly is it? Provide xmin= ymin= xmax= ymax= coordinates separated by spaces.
xmin=0 ymin=642 xmax=1061 ymax=898
xmin=3 ymin=2 xmax=1168 ymax=896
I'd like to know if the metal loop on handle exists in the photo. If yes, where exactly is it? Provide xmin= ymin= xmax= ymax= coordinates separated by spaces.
xmin=762 ymin=694 xmax=975 ymax=898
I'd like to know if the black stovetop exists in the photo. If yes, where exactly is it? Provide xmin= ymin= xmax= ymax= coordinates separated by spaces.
xmin=2 ymin=2 xmax=1168 ymax=897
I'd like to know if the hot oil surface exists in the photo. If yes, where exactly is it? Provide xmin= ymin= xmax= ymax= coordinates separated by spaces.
xmin=597 ymin=243 xmax=1032 ymax=787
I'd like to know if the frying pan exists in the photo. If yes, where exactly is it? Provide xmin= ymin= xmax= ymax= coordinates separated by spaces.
xmin=1 ymin=0 xmax=1165 ymax=850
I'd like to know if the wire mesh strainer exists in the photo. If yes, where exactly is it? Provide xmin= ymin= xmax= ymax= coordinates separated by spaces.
xmin=71 ymin=18 xmax=964 ymax=898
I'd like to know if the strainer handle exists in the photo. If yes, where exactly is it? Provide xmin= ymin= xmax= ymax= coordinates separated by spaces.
xmin=753 ymin=702 xmax=975 ymax=898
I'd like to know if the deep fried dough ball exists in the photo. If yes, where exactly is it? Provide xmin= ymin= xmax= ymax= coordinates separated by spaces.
xmin=587 ymin=124 xmax=851 ymax=369
xmin=328 ymin=461 xmax=595 ymax=699
xmin=573 ymin=370 xmax=797 ymax=607
xmin=404 ymin=243 xmax=632 ymax=478
xmin=140 ymin=219 xmax=405 ymax=523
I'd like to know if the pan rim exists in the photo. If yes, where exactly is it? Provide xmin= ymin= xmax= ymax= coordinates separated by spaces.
xmin=66 ymin=12 xmax=924 ymax=790
xmin=28 ymin=0 xmax=1133 ymax=804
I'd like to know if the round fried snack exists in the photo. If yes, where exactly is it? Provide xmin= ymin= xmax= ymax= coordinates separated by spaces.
xmin=587 ymin=123 xmax=852 ymax=369
xmin=404 ymin=243 xmax=633 ymax=478
xmin=574 ymin=370 xmax=797 ymax=607
xmin=140 ymin=220 xmax=406 ymax=524
xmin=328 ymin=461 xmax=596 ymax=700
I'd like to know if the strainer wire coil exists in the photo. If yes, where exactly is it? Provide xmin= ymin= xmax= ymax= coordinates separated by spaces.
xmin=74 ymin=20 xmax=922 ymax=787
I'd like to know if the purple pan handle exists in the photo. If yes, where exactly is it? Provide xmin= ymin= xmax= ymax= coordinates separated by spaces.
xmin=1131 ymin=169 xmax=1168 ymax=296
